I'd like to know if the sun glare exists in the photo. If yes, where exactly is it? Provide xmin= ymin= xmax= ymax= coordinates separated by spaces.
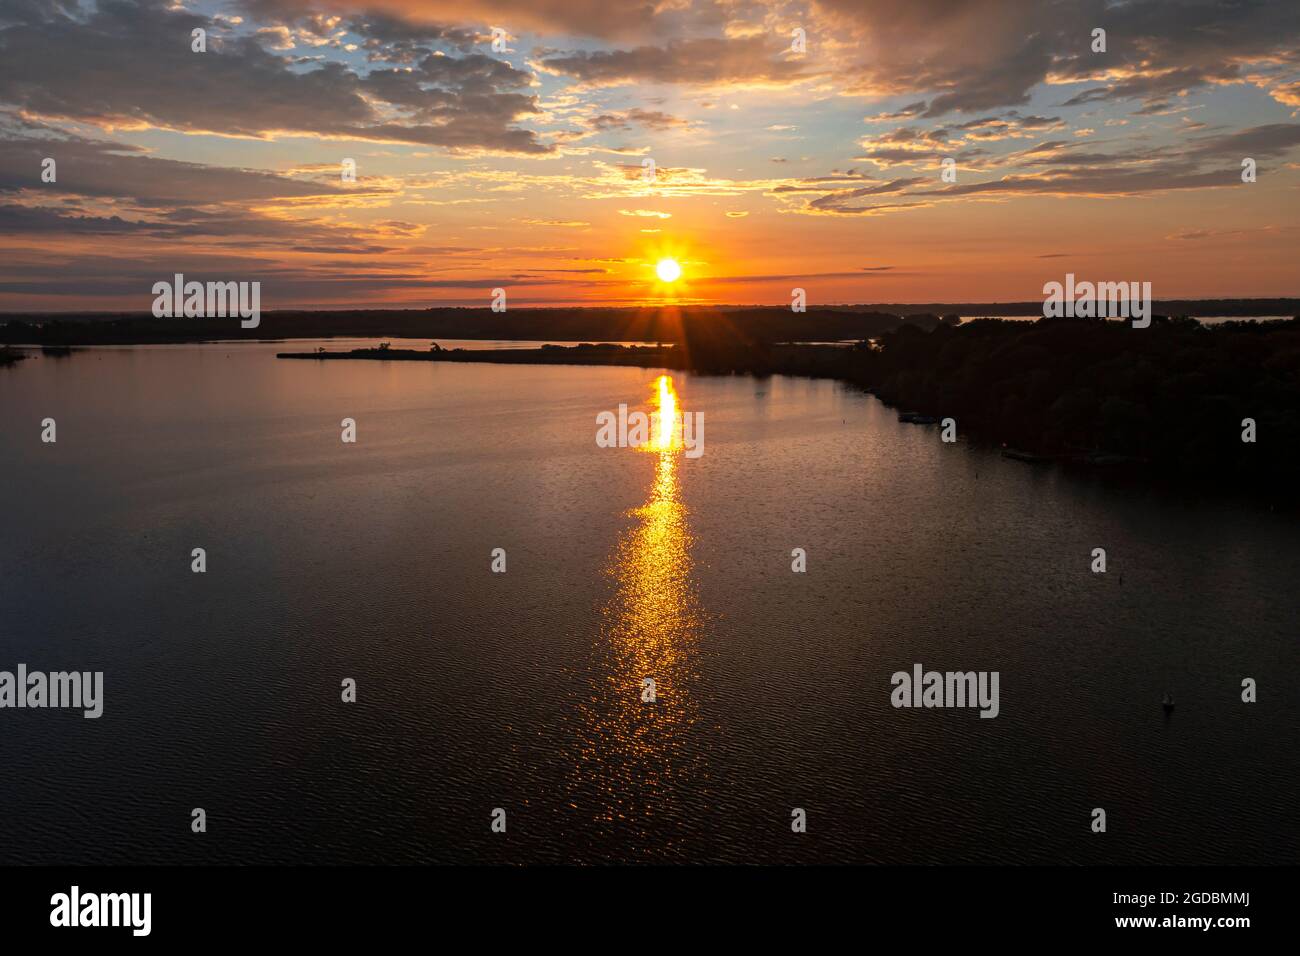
xmin=655 ymin=257 xmax=682 ymax=283
xmin=655 ymin=374 xmax=678 ymax=449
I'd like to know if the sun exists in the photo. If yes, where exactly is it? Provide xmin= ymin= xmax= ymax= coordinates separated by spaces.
xmin=655 ymin=257 xmax=682 ymax=283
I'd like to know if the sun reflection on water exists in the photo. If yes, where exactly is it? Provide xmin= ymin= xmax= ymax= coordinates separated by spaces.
xmin=570 ymin=375 xmax=705 ymax=851
xmin=654 ymin=374 xmax=678 ymax=450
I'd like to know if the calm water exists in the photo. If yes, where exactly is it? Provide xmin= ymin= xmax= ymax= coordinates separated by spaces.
xmin=1 ymin=344 xmax=1296 ymax=864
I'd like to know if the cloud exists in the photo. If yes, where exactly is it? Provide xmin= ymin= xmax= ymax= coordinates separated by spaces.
xmin=1 ymin=1 xmax=1297 ymax=307
xmin=0 ymin=0 xmax=552 ymax=155
xmin=694 ymin=269 xmax=917 ymax=285
xmin=517 ymin=218 xmax=591 ymax=227
xmin=237 ymin=0 xmax=668 ymax=42
xmin=822 ymin=0 xmax=1300 ymax=117
xmin=0 ymin=117 xmax=413 ymax=252
xmin=538 ymin=35 xmax=814 ymax=88
xmin=0 ymin=204 xmax=150 ymax=235
xmin=802 ymin=176 xmax=929 ymax=213
xmin=1187 ymin=123 xmax=1300 ymax=159
xmin=345 ymin=9 xmax=480 ymax=58
xmin=0 ymin=121 xmax=355 ymax=205
xmin=0 ymin=242 xmax=601 ymax=305
xmin=783 ymin=122 xmax=1300 ymax=214
xmin=589 ymin=108 xmax=693 ymax=131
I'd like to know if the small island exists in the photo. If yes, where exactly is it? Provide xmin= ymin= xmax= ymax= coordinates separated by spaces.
xmin=279 ymin=341 xmax=685 ymax=369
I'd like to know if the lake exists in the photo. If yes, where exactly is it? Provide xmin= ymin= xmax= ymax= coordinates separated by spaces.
xmin=1 ymin=342 xmax=1296 ymax=863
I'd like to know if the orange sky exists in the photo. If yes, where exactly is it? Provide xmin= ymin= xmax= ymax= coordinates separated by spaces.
xmin=1 ymin=0 xmax=1298 ymax=310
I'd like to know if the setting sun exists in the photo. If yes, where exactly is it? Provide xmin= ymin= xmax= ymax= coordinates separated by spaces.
xmin=655 ymin=258 xmax=682 ymax=283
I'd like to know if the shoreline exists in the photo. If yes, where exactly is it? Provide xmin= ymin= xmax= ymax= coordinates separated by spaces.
xmin=277 ymin=343 xmax=690 ymax=369
xmin=275 ymin=324 xmax=1300 ymax=492
xmin=274 ymin=341 xmax=1139 ymax=468
xmin=279 ymin=343 xmax=1147 ymax=468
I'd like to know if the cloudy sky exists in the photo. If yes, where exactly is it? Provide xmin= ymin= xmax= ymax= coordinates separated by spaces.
xmin=2 ymin=0 xmax=1298 ymax=310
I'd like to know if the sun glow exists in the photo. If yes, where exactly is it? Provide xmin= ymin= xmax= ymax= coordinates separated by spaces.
xmin=655 ymin=257 xmax=682 ymax=283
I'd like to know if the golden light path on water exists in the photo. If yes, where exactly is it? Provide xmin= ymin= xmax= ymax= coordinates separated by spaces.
xmin=571 ymin=375 xmax=706 ymax=854
xmin=655 ymin=374 xmax=678 ymax=450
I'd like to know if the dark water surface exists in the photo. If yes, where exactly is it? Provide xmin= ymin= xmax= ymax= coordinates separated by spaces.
xmin=1 ymin=343 xmax=1296 ymax=864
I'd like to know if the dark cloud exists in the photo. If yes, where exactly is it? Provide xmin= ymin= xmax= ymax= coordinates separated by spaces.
xmin=0 ymin=116 xmax=410 ymax=252
xmin=865 ymin=101 xmax=928 ymax=121
xmin=0 ymin=248 xmax=582 ymax=302
xmin=825 ymin=0 xmax=1300 ymax=117
xmin=346 ymin=10 xmax=479 ymax=60
xmin=1058 ymin=66 xmax=1236 ymax=109
xmin=0 ymin=204 xmax=147 ymax=234
xmin=540 ymin=36 xmax=812 ymax=87
xmin=235 ymin=0 xmax=671 ymax=43
xmin=0 ymin=121 xmax=353 ymax=205
xmin=589 ymin=108 xmax=692 ymax=132
xmin=692 ymin=269 xmax=920 ymax=285
xmin=0 ymin=0 xmax=551 ymax=154
xmin=799 ymin=122 xmax=1300 ymax=213
xmin=0 ymin=197 xmax=405 ymax=250
xmin=1187 ymin=123 xmax=1300 ymax=159
xmin=856 ymin=113 xmax=1064 ymax=171
xmin=806 ymin=177 xmax=929 ymax=212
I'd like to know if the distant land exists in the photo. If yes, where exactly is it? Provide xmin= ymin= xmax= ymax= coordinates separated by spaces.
xmin=276 ymin=316 xmax=1300 ymax=489
xmin=6 ymin=304 xmax=1297 ymax=488
xmin=0 ymin=300 xmax=1297 ymax=346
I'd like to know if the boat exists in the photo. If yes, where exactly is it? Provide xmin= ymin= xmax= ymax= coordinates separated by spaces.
xmin=1162 ymin=692 xmax=1175 ymax=713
